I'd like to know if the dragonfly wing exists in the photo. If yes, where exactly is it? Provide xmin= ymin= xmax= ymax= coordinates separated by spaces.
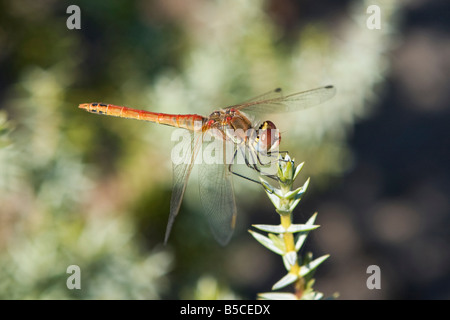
xmin=233 ymin=85 xmax=336 ymax=114
xmin=238 ymin=88 xmax=283 ymax=104
xmin=164 ymin=130 xmax=202 ymax=244
xmin=198 ymin=136 xmax=237 ymax=245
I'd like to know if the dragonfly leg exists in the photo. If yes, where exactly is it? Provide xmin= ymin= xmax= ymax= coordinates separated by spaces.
xmin=229 ymin=165 xmax=262 ymax=185
xmin=228 ymin=150 xmax=262 ymax=185
xmin=276 ymin=150 xmax=290 ymax=161
xmin=244 ymin=149 xmax=261 ymax=173
xmin=228 ymin=148 xmax=278 ymax=184
xmin=253 ymin=151 xmax=280 ymax=181
xmin=246 ymin=149 xmax=278 ymax=182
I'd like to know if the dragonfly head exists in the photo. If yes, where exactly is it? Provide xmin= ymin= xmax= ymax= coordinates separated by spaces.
xmin=255 ymin=121 xmax=280 ymax=154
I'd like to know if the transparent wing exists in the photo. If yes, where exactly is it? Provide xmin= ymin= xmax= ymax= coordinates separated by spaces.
xmin=164 ymin=130 xmax=202 ymax=244
xmin=239 ymin=87 xmax=284 ymax=104
xmin=198 ymin=133 xmax=237 ymax=245
xmin=230 ymin=85 xmax=336 ymax=114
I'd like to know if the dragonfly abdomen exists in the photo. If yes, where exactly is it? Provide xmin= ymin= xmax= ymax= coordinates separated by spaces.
xmin=157 ymin=113 xmax=205 ymax=131
xmin=78 ymin=103 xmax=205 ymax=131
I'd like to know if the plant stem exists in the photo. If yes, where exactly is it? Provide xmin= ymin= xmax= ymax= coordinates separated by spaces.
xmin=294 ymin=277 xmax=305 ymax=299
xmin=280 ymin=211 xmax=303 ymax=297
xmin=253 ymin=154 xmax=330 ymax=300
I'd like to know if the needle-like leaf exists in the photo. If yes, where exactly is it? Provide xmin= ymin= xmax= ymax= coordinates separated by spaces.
xmin=295 ymin=213 xmax=318 ymax=251
xmin=286 ymin=223 xmax=319 ymax=233
xmin=258 ymin=292 xmax=298 ymax=300
xmin=248 ymin=230 xmax=284 ymax=255
xmin=299 ymin=254 xmax=330 ymax=278
xmin=282 ymin=251 xmax=298 ymax=270
xmin=272 ymin=273 xmax=298 ymax=290
xmin=252 ymin=224 xmax=286 ymax=233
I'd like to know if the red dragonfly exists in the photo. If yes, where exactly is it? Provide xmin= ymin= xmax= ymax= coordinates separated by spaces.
xmin=79 ymin=85 xmax=335 ymax=245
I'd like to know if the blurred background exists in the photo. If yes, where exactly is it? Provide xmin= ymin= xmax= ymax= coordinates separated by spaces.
xmin=0 ymin=0 xmax=448 ymax=299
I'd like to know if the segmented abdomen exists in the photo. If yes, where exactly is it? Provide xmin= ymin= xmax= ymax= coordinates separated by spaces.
xmin=78 ymin=103 xmax=205 ymax=131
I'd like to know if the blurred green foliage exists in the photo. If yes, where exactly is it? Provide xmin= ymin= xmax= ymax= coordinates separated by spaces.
xmin=0 ymin=0 xmax=398 ymax=299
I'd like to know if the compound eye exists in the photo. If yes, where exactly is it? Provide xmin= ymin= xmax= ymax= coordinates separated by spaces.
xmin=258 ymin=120 xmax=277 ymax=131
xmin=256 ymin=121 xmax=280 ymax=153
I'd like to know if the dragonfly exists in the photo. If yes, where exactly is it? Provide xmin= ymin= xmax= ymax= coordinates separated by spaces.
xmin=79 ymin=85 xmax=336 ymax=245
